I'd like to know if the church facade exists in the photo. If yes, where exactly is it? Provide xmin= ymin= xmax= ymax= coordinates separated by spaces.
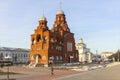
xmin=76 ymin=38 xmax=93 ymax=63
xmin=30 ymin=9 xmax=78 ymax=67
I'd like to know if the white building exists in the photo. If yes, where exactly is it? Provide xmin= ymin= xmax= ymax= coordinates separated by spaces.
xmin=76 ymin=38 xmax=93 ymax=63
xmin=101 ymin=52 xmax=114 ymax=61
xmin=0 ymin=47 xmax=29 ymax=64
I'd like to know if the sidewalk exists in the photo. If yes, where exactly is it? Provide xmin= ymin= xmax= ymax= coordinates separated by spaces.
xmin=0 ymin=66 xmax=81 ymax=80
xmin=1 ymin=62 xmax=119 ymax=80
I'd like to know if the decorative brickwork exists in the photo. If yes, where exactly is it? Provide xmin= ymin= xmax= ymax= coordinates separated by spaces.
xmin=30 ymin=10 xmax=78 ymax=66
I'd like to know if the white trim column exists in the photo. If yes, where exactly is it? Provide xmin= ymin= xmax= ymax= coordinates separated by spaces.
xmin=36 ymin=55 xmax=39 ymax=63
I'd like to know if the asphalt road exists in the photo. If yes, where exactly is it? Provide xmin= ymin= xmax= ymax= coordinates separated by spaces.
xmin=56 ymin=64 xmax=120 ymax=80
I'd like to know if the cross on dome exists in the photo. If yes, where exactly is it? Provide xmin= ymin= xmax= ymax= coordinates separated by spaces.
xmin=56 ymin=2 xmax=64 ymax=15
xmin=40 ymin=11 xmax=47 ymax=21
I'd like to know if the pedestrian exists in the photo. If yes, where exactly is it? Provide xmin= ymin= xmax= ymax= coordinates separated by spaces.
xmin=51 ymin=66 xmax=54 ymax=75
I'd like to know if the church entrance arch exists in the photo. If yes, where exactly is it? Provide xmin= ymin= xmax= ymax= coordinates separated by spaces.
xmin=33 ymin=54 xmax=41 ymax=63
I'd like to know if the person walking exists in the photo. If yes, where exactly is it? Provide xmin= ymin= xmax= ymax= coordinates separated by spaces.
xmin=51 ymin=65 xmax=54 ymax=75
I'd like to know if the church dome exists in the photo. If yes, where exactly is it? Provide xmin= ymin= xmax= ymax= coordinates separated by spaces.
xmin=39 ymin=15 xmax=47 ymax=21
xmin=56 ymin=10 xmax=64 ymax=15
xmin=79 ymin=38 xmax=83 ymax=43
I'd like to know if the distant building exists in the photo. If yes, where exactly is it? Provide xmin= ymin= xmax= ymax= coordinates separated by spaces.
xmin=76 ymin=38 xmax=93 ymax=63
xmin=30 ymin=8 xmax=78 ymax=67
xmin=101 ymin=52 xmax=114 ymax=61
xmin=108 ymin=50 xmax=120 ymax=62
xmin=92 ymin=53 xmax=101 ymax=63
xmin=0 ymin=47 xmax=29 ymax=64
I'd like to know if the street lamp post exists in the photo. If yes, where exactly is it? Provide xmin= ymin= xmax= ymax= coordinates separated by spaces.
xmin=118 ymin=50 xmax=119 ymax=62
xmin=5 ymin=55 xmax=12 ymax=80
xmin=7 ymin=65 xmax=9 ymax=80
xmin=0 ymin=60 xmax=12 ymax=80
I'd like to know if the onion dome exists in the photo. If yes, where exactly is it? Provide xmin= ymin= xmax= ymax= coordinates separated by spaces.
xmin=79 ymin=38 xmax=83 ymax=43
xmin=39 ymin=15 xmax=47 ymax=21
xmin=56 ymin=9 xmax=64 ymax=15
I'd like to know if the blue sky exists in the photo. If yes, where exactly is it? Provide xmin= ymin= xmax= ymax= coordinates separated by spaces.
xmin=0 ymin=0 xmax=120 ymax=53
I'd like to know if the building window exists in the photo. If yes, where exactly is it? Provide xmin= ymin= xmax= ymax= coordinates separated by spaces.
xmin=50 ymin=56 xmax=54 ymax=60
xmin=21 ymin=54 xmax=23 ymax=57
xmin=67 ymin=42 xmax=72 ymax=51
xmin=60 ymin=46 xmax=62 ymax=51
xmin=60 ymin=56 xmax=62 ymax=60
xmin=24 ymin=54 xmax=26 ymax=57
xmin=18 ymin=54 xmax=20 ymax=57
xmin=0 ymin=53 xmax=3 ymax=60
xmin=44 ymin=36 xmax=47 ymax=41
xmin=6 ymin=53 xmax=8 ymax=57
xmin=50 ymin=37 xmax=54 ymax=43
xmin=57 ymin=16 xmax=61 ymax=21
xmin=36 ymin=35 xmax=41 ymax=42
xmin=32 ymin=38 xmax=35 ymax=45
xmin=56 ymin=56 xmax=59 ymax=61
xmin=76 ymin=53 xmax=78 ymax=58
xmin=52 ymin=56 xmax=54 ymax=60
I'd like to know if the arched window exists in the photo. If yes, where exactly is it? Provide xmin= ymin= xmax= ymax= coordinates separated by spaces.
xmin=60 ymin=56 xmax=62 ymax=60
xmin=56 ymin=56 xmax=59 ymax=61
xmin=50 ymin=37 xmax=54 ymax=43
xmin=0 ymin=53 xmax=3 ymax=60
xmin=43 ymin=36 xmax=47 ymax=42
xmin=6 ymin=53 xmax=8 ymax=57
xmin=32 ymin=38 xmax=35 ymax=45
xmin=36 ymin=35 xmax=41 ymax=42
xmin=67 ymin=42 xmax=72 ymax=51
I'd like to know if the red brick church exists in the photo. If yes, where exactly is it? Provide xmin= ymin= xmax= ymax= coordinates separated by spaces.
xmin=30 ymin=8 xmax=78 ymax=67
